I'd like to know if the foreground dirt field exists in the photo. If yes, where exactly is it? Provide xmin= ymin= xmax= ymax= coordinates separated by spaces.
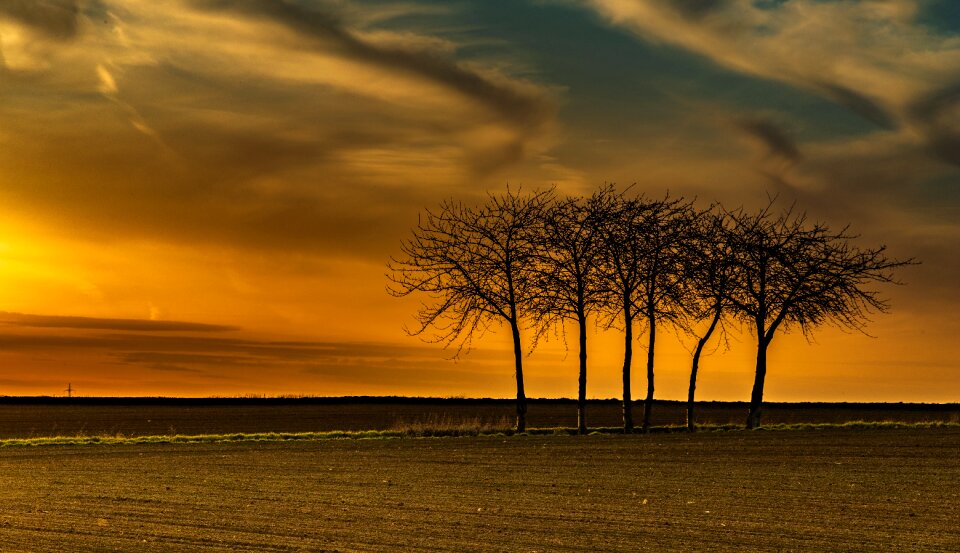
xmin=1 ymin=428 xmax=958 ymax=552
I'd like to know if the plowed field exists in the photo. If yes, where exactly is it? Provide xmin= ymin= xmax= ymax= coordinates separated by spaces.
xmin=1 ymin=427 xmax=958 ymax=551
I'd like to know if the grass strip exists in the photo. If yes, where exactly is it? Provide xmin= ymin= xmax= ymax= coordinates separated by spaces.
xmin=0 ymin=420 xmax=958 ymax=448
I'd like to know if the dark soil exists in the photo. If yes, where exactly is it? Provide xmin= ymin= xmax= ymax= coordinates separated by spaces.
xmin=0 ymin=427 xmax=958 ymax=551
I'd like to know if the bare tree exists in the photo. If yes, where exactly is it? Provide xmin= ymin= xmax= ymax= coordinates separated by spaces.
xmin=681 ymin=207 xmax=735 ymax=431
xmin=594 ymin=190 xmax=643 ymax=432
xmin=724 ymin=202 xmax=915 ymax=429
xmin=528 ymin=191 xmax=609 ymax=434
xmin=387 ymin=188 xmax=554 ymax=433
xmin=595 ymin=191 xmax=691 ymax=432
xmin=631 ymin=196 xmax=695 ymax=433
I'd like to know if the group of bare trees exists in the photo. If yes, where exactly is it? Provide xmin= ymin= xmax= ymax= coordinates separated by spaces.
xmin=387 ymin=187 xmax=912 ymax=434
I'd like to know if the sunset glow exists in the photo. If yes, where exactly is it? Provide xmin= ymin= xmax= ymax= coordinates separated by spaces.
xmin=0 ymin=0 xmax=957 ymax=402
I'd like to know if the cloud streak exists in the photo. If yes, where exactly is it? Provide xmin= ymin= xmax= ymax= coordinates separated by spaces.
xmin=0 ymin=312 xmax=238 ymax=333
xmin=188 ymin=0 xmax=553 ymax=130
xmin=584 ymin=0 xmax=960 ymax=167
xmin=0 ymin=315 xmax=516 ymax=366
xmin=0 ymin=325 xmax=528 ymax=393
xmin=0 ymin=0 xmax=80 ymax=40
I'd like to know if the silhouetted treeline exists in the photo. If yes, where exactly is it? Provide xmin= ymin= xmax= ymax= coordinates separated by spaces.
xmin=389 ymin=186 xmax=915 ymax=433
xmin=0 ymin=396 xmax=621 ymax=406
xmin=0 ymin=396 xmax=955 ymax=411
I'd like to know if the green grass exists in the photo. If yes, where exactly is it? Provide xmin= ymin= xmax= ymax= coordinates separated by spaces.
xmin=1 ymin=420 xmax=957 ymax=448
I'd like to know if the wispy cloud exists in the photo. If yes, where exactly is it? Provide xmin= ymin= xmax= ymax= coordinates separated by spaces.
xmin=0 ymin=309 xmax=515 ymax=369
xmin=584 ymin=0 xmax=960 ymax=168
xmin=0 ymin=0 xmax=559 ymax=258
xmin=0 ymin=321 xmax=530 ymax=393
xmin=0 ymin=312 xmax=238 ymax=332
xmin=187 ymin=0 xmax=553 ymax=130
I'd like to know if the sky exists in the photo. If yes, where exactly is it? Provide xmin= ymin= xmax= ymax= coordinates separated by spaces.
xmin=0 ymin=0 xmax=957 ymax=401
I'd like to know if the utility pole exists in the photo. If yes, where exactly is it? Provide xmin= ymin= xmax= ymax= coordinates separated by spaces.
xmin=65 ymin=383 xmax=73 ymax=398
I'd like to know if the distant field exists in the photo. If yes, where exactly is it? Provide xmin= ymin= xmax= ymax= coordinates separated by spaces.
xmin=0 ymin=427 xmax=957 ymax=551
xmin=0 ymin=398 xmax=957 ymax=438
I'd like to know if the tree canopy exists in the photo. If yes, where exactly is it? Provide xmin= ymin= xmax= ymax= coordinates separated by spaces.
xmin=389 ymin=188 xmax=914 ymax=431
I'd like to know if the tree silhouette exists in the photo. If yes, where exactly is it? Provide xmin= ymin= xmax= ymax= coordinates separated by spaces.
xmin=681 ymin=207 xmax=735 ymax=431
xmin=724 ymin=202 xmax=915 ymax=428
xmin=629 ymin=196 xmax=695 ymax=433
xmin=594 ymin=191 xmax=691 ymax=432
xmin=387 ymin=188 xmax=553 ymax=432
xmin=528 ymin=190 xmax=610 ymax=434
xmin=390 ymin=186 xmax=915 ymax=434
xmin=593 ymin=191 xmax=644 ymax=432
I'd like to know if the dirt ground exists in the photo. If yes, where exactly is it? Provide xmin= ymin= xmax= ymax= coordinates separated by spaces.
xmin=0 ymin=427 xmax=957 ymax=552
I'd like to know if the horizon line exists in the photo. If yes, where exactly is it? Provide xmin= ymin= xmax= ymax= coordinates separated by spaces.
xmin=0 ymin=395 xmax=956 ymax=406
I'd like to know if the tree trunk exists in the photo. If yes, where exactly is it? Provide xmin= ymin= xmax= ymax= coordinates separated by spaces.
xmin=642 ymin=306 xmax=656 ymax=433
xmin=577 ymin=312 xmax=588 ymax=435
xmin=621 ymin=300 xmax=634 ymax=433
xmin=687 ymin=306 xmax=722 ymax=432
xmin=510 ymin=319 xmax=527 ymax=433
xmin=746 ymin=336 xmax=768 ymax=429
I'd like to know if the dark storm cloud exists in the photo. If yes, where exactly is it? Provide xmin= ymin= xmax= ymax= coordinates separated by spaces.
xmin=0 ymin=312 xmax=238 ymax=333
xmin=0 ymin=0 xmax=80 ymax=39
xmin=736 ymin=117 xmax=800 ymax=162
xmin=187 ymin=0 xmax=553 ymax=128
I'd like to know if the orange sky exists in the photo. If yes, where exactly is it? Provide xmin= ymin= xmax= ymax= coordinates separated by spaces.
xmin=0 ymin=0 xmax=957 ymax=401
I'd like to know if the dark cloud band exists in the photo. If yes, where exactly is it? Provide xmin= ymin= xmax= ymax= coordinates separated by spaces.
xmin=0 ymin=312 xmax=238 ymax=333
